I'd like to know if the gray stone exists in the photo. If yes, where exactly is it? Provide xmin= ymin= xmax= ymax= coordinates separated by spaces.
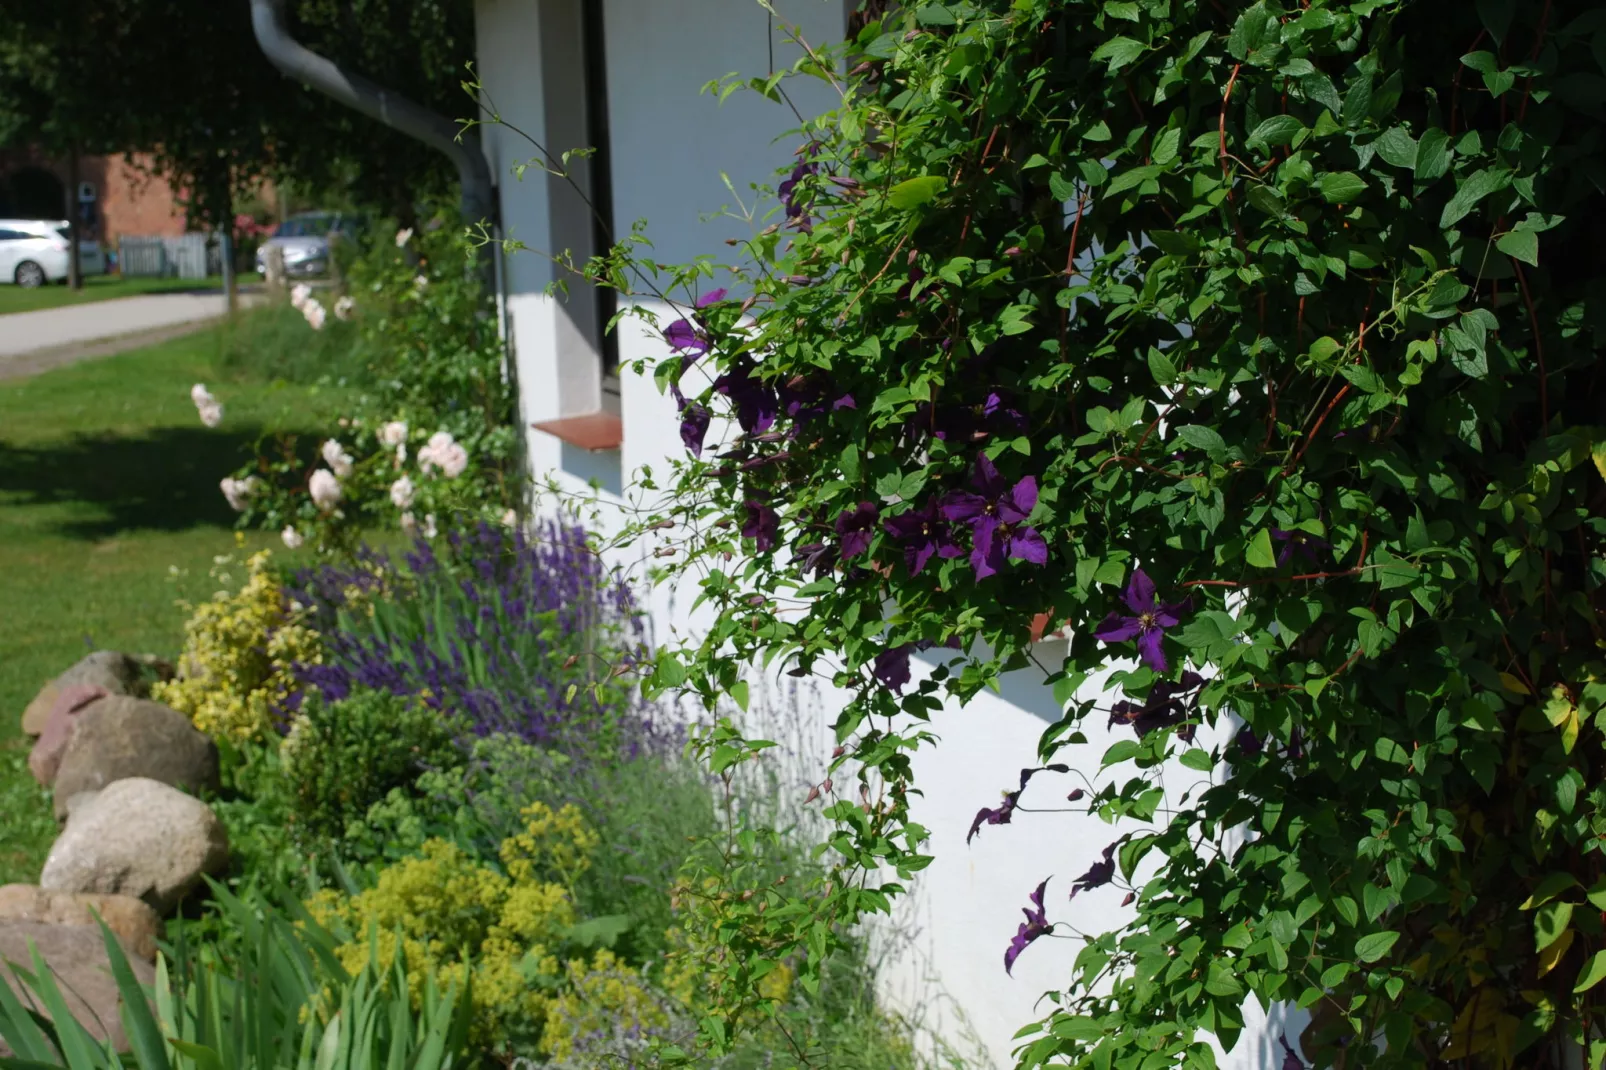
xmin=0 ymin=885 xmax=164 ymax=962
xmin=0 ymin=920 xmax=154 ymax=1055
xmin=40 ymin=778 xmax=229 ymax=916
xmin=28 ymin=683 xmax=110 ymax=786
xmin=52 ymin=696 xmax=218 ymax=820
xmin=20 ymin=651 xmax=144 ymax=736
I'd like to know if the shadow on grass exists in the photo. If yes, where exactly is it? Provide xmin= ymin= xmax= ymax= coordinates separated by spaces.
xmin=0 ymin=424 xmax=296 ymax=540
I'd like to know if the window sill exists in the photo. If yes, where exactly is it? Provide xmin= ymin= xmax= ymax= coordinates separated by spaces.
xmin=531 ymin=412 xmax=623 ymax=452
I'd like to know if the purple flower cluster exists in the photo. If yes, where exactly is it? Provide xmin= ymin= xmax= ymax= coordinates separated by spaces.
xmin=287 ymin=521 xmax=649 ymax=749
xmin=1108 ymin=671 xmax=1205 ymax=741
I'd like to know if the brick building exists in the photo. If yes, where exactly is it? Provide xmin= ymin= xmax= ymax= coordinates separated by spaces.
xmin=0 ymin=148 xmax=190 ymax=247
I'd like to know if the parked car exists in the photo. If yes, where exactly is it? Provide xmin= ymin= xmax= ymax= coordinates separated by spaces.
xmin=254 ymin=212 xmax=363 ymax=279
xmin=0 ymin=219 xmax=105 ymax=287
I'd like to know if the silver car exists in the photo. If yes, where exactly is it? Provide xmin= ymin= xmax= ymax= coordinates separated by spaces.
xmin=254 ymin=212 xmax=361 ymax=278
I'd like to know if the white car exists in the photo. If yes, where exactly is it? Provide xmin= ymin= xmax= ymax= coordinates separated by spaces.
xmin=0 ymin=219 xmax=106 ymax=287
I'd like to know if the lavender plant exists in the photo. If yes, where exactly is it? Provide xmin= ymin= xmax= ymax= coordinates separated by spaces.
xmin=288 ymin=520 xmax=649 ymax=750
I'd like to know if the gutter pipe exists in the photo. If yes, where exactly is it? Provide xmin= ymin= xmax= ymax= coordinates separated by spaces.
xmin=248 ymin=0 xmax=496 ymax=236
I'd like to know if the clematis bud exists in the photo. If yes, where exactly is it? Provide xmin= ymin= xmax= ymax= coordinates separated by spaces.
xmin=1067 ymin=788 xmax=1085 ymax=802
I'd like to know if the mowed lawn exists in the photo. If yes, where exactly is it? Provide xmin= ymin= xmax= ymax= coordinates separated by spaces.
xmin=0 ymin=274 xmax=228 ymax=316
xmin=0 ymin=324 xmax=349 ymax=884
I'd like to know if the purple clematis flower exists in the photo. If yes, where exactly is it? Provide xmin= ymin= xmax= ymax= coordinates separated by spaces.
xmin=1093 ymin=569 xmax=1190 ymax=673
xmin=834 ymin=502 xmax=879 ymax=559
xmin=1236 ymin=726 xmax=1263 ymax=757
xmin=797 ymin=541 xmax=836 ymax=578
xmin=1108 ymin=671 xmax=1205 ymax=741
xmin=873 ymin=644 xmax=912 ymax=692
xmin=1004 ymin=878 xmax=1052 ymax=975
xmin=884 ymin=499 xmax=963 ymax=576
xmin=1279 ymin=1035 xmax=1307 ymax=1070
xmin=680 ymin=403 xmax=711 ymax=457
xmin=742 ymin=501 xmax=779 ymax=552
xmin=713 ymin=361 xmax=778 ymax=436
xmin=942 ymin=456 xmax=1047 ymax=579
xmin=968 ymin=764 xmax=1068 ymax=844
xmin=1069 ymin=843 xmax=1118 ymax=899
xmin=662 ymin=288 xmax=731 ymax=356
xmin=1271 ymin=528 xmax=1331 ymax=566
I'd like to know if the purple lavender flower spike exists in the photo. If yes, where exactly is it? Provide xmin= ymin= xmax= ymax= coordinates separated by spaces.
xmin=883 ymin=499 xmax=962 ymax=576
xmin=742 ymin=501 xmax=780 ymax=552
xmin=873 ymin=645 xmax=912 ymax=692
xmin=1069 ymin=843 xmax=1118 ymax=899
xmin=1271 ymin=528 xmax=1331 ymax=567
xmin=1004 ymin=878 xmax=1052 ymax=975
xmin=834 ymin=502 xmax=879 ymax=560
xmin=1093 ymin=569 xmax=1189 ymax=673
xmin=941 ymin=455 xmax=1045 ymax=578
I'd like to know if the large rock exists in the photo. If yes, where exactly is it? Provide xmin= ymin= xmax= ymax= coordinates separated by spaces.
xmin=0 ymin=885 xmax=163 ymax=962
xmin=51 ymin=696 xmax=218 ymax=820
xmin=19 ymin=651 xmax=144 ymax=736
xmin=0 ymin=921 xmax=154 ymax=1055
xmin=40 ymin=778 xmax=229 ymax=916
xmin=28 ymin=683 xmax=110 ymax=786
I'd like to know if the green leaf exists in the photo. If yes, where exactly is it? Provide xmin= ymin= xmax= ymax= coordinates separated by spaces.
xmin=1175 ymin=424 xmax=1227 ymax=460
xmin=1522 ymin=873 xmax=1581 ymax=910
xmin=1374 ymin=126 xmax=1419 ymax=169
xmin=1179 ymin=749 xmax=1214 ymax=772
xmin=1101 ymin=739 xmax=1141 ymax=768
xmin=1227 ymin=3 xmax=1274 ymax=61
xmin=1536 ymin=901 xmax=1574 ymax=951
xmin=1355 ymin=931 xmax=1401 ymax=963
xmin=1495 ymin=229 xmax=1539 ymax=265
xmin=887 ymin=176 xmax=947 ymax=209
xmin=1576 ymin=951 xmax=1606 ymax=994
xmin=1091 ymin=36 xmax=1147 ymax=72
xmin=1247 ymin=529 xmax=1277 ymax=569
xmin=1147 ymin=347 xmax=1178 ymax=385
xmin=1318 ymin=171 xmax=1369 ymax=204
xmin=1414 ymin=127 xmax=1452 ymax=181
xmin=1440 ymin=167 xmax=1510 ymax=228
xmin=1247 ymin=115 xmax=1305 ymax=151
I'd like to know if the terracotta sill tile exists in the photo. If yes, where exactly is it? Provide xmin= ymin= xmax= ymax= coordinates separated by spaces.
xmin=531 ymin=412 xmax=622 ymax=452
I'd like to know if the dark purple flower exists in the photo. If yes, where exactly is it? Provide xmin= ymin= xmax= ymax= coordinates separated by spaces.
xmin=1108 ymin=671 xmax=1205 ymax=740
xmin=713 ymin=361 xmax=778 ymax=435
xmin=883 ymin=499 xmax=963 ymax=576
xmin=1005 ymin=878 xmax=1052 ymax=975
xmin=1286 ymin=724 xmax=1306 ymax=761
xmin=778 ymin=150 xmax=821 ymax=232
xmin=967 ymin=764 xmax=1068 ymax=844
xmin=797 ymin=541 xmax=836 ymax=578
xmin=742 ymin=501 xmax=780 ymax=552
xmin=1070 ymin=843 xmax=1118 ymax=899
xmin=696 ymin=288 xmax=729 ymax=308
xmin=941 ymin=456 xmax=1046 ymax=579
xmin=680 ymin=403 xmax=711 ymax=457
xmin=982 ymin=392 xmax=1027 ymax=432
xmin=832 ymin=394 xmax=857 ymax=411
xmin=664 ymin=318 xmax=708 ymax=356
xmin=834 ymin=502 xmax=879 ymax=560
xmin=873 ymin=645 xmax=912 ymax=692
xmin=1279 ymin=1035 xmax=1307 ymax=1070
xmin=1093 ymin=569 xmax=1190 ymax=673
xmin=1271 ymin=528 xmax=1331 ymax=567
xmin=1236 ymin=726 xmax=1263 ymax=757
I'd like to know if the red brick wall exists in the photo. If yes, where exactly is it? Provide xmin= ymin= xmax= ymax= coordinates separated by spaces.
xmin=89 ymin=154 xmax=190 ymax=242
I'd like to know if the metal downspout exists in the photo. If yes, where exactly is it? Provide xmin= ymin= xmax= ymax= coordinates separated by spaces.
xmin=247 ymin=0 xmax=495 ymax=231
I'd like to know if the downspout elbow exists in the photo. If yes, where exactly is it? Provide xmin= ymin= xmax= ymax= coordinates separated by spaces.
xmin=248 ymin=0 xmax=494 ymax=229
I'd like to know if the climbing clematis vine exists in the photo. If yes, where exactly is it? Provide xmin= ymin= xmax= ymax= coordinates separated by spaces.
xmin=1093 ymin=569 xmax=1190 ymax=673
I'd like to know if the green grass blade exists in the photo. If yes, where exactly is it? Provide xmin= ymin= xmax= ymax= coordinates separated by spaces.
xmin=0 ymin=957 xmax=58 ymax=1062
xmin=20 ymin=942 xmax=103 ymax=1070
xmin=95 ymin=919 xmax=169 ymax=1070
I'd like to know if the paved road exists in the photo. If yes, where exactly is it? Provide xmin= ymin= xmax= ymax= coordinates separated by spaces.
xmin=0 ymin=290 xmax=263 ymax=380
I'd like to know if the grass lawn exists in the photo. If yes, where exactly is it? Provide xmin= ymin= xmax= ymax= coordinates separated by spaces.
xmin=0 ymin=323 xmax=352 ymax=884
xmin=0 ymin=274 xmax=229 ymax=316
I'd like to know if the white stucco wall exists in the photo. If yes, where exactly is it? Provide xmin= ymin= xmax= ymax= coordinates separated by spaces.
xmin=473 ymin=2 xmax=1300 ymax=1066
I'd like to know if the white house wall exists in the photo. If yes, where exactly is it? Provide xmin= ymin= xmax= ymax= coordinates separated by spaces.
xmin=473 ymin=2 xmax=1298 ymax=1066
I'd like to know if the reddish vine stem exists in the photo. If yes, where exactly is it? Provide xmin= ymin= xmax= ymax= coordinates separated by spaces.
xmin=1285 ymin=384 xmax=1350 ymax=474
xmin=1058 ymin=192 xmax=1089 ymax=358
xmin=1512 ymin=260 xmax=1550 ymax=426
xmin=1219 ymin=63 xmax=1243 ymax=180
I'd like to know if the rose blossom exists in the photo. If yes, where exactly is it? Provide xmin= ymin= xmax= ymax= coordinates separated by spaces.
xmin=190 ymin=383 xmax=215 ymax=407
xmin=418 ymin=431 xmax=469 ymax=478
xmin=333 ymin=295 xmax=355 ymax=321
xmin=197 ymin=401 xmax=223 ymax=428
xmin=395 ymin=227 xmax=413 ymax=247
xmin=400 ymin=511 xmax=417 ymax=533
xmin=321 ymin=439 xmax=354 ymax=479
xmin=309 ymin=468 xmax=342 ymax=512
xmin=289 ymin=283 xmax=312 ymax=309
xmin=378 ymin=420 xmax=408 ymax=449
xmin=220 ymin=476 xmax=259 ymax=512
xmin=390 ymin=476 xmax=415 ymax=509
xmin=501 ymin=508 xmax=517 ymax=528
xmin=423 ymin=513 xmax=438 ymax=538
xmin=281 ymin=526 xmax=304 ymax=549
xmin=302 ymin=298 xmax=327 ymax=330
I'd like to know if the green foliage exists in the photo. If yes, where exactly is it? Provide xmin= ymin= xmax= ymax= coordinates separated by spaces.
xmin=567 ymin=0 xmax=1606 ymax=1066
xmin=279 ymin=688 xmax=464 ymax=843
xmin=0 ymin=887 xmax=473 ymax=1070
xmin=217 ymin=303 xmax=372 ymax=389
xmin=232 ymin=216 xmax=519 ymax=553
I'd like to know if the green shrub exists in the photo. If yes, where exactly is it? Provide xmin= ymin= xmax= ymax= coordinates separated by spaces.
xmin=216 ymin=301 xmax=371 ymax=387
xmin=279 ymin=687 xmax=464 ymax=843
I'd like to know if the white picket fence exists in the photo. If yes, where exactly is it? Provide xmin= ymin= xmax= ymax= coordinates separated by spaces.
xmin=117 ymin=234 xmax=221 ymax=279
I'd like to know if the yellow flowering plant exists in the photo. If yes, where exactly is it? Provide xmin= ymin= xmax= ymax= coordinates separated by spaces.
xmin=154 ymin=546 xmax=321 ymax=745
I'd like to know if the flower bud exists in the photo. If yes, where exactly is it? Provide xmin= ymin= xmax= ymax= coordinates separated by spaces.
xmin=1067 ymin=788 xmax=1085 ymax=802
